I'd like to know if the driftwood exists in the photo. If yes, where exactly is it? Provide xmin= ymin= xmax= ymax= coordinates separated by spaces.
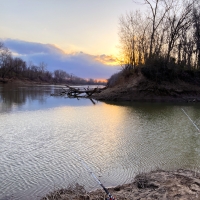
xmin=51 ymin=85 xmax=106 ymax=99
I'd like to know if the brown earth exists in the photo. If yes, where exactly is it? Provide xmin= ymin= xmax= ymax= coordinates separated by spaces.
xmin=42 ymin=169 xmax=200 ymax=200
xmin=93 ymin=72 xmax=200 ymax=102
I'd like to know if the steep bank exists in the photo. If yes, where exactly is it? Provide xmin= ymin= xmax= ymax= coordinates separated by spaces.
xmin=42 ymin=169 xmax=200 ymax=200
xmin=93 ymin=72 xmax=200 ymax=102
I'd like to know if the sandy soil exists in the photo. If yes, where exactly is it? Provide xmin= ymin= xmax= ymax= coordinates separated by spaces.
xmin=42 ymin=169 xmax=200 ymax=200
xmin=93 ymin=73 xmax=200 ymax=102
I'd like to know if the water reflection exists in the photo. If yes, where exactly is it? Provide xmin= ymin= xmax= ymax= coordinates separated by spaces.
xmin=104 ymin=101 xmax=200 ymax=172
xmin=1 ymin=86 xmax=200 ymax=200
xmin=0 ymin=83 xmax=97 ymax=113
xmin=0 ymin=83 xmax=51 ymax=113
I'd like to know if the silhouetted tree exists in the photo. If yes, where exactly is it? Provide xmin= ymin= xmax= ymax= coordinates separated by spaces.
xmin=0 ymin=44 xmax=13 ymax=78
xmin=0 ymin=42 xmax=106 ymax=85
xmin=193 ymin=5 xmax=200 ymax=69
xmin=119 ymin=0 xmax=199 ymax=81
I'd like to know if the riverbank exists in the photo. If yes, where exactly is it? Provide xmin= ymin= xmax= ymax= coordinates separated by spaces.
xmin=0 ymin=77 xmax=55 ymax=85
xmin=93 ymin=72 xmax=200 ymax=102
xmin=42 ymin=169 xmax=200 ymax=200
xmin=0 ymin=77 xmax=106 ymax=87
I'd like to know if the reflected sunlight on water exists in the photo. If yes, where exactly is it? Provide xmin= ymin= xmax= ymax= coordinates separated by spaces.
xmin=0 ymin=84 xmax=200 ymax=199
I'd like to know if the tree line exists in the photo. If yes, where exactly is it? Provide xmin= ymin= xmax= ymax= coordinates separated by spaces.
xmin=0 ymin=42 xmax=106 ymax=85
xmin=118 ymin=0 xmax=200 ymax=82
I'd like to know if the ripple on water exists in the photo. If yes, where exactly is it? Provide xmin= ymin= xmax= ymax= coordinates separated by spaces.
xmin=1 ymin=104 xmax=200 ymax=199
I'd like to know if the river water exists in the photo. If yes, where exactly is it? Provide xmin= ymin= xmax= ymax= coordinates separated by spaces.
xmin=0 ymin=83 xmax=200 ymax=200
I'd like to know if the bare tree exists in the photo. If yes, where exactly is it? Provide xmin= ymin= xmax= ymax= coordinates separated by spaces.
xmin=193 ymin=6 xmax=200 ymax=69
xmin=143 ymin=0 xmax=172 ymax=58
xmin=165 ymin=0 xmax=193 ymax=67
xmin=119 ymin=11 xmax=149 ymax=68
xmin=54 ymin=69 xmax=70 ymax=83
xmin=119 ymin=0 xmax=199 ymax=72
xmin=0 ymin=45 xmax=13 ymax=79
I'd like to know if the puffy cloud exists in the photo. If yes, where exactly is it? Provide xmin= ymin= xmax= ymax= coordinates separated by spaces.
xmin=94 ymin=54 xmax=119 ymax=65
xmin=2 ymin=39 xmax=120 ymax=79
xmin=3 ymin=39 xmax=65 ymax=55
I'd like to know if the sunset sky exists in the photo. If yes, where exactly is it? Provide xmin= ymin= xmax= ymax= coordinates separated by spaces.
xmin=0 ymin=0 xmax=144 ymax=79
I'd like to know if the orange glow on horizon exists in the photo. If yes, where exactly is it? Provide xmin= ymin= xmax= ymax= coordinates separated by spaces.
xmin=85 ymin=78 xmax=107 ymax=83
xmin=96 ymin=78 xmax=107 ymax=83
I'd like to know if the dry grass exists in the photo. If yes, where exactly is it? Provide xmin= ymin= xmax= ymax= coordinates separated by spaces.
xmin=41 ymin=169 xmax=200 ymax=200
xmin=41 ymin=183 xmax=106 ymax=200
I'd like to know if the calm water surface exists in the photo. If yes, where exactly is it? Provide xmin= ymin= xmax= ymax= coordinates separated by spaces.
xmin=0 ymin=83 xmax=200 ymax=200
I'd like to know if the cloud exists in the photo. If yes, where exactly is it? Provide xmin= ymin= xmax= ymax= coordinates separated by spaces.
xmin=3 ymin=39 xmax=65 ymax=55
xmin=94 ymin=54 xmax=119 ymax=65
xmin=2 ymin=39 xmax=120 ymax=79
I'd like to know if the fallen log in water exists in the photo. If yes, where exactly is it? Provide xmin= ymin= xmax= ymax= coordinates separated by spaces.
xmin=51 ymin=85 xmax=107 ymax=99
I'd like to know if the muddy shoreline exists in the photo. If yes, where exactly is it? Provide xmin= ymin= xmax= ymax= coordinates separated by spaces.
xmin=42 ymin=169 xmax=200 ymax=200
xmin=93 ymin=74 xmax=200 ymax=103
xmin=2 ymin=75 xmax=200 ymax=103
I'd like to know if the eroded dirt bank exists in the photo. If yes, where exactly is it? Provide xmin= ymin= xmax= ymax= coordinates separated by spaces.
xmin=42 ymin=169 xmax=200 ymax=200
xmin=93 ymin=73 xmax=200 ymax=102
